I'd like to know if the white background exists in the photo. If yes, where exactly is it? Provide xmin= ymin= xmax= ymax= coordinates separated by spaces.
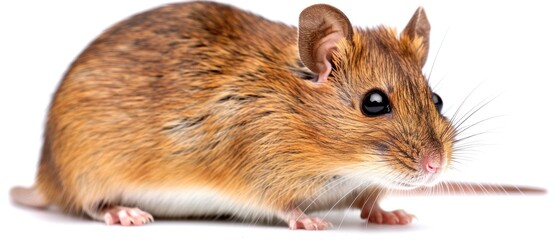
xmin=1 ymin=0 xmax=557 ymax=239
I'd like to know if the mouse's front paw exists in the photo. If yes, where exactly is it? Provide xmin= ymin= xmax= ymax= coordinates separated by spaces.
xmin=288 ymin=216 xmax=332 ymax=230
xmin=103 ymin=206 xmax=154 ymax=226
xmin=282 ymin=209 xmax=332 ymax=230
xmin=360 ymin=206 xmax=415 ymax=225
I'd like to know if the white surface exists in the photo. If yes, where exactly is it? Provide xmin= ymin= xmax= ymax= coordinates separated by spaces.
xmin=0 ymin=0 xmax=557 ymax=239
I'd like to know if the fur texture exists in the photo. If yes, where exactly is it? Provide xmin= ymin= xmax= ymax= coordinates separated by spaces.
xmin=17 ymin=1 xmax=454 ymax=224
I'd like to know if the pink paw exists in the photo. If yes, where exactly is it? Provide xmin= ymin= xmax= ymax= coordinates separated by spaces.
xmin=288 ymin=216 xmax=332 ymax=230
xmin=361 ymin=208 xmax=415 ymax=225
xmin=103 ymin=207 xmax=154 ymax=226
xmin=283 ymin=209 xmax=332 ymax=230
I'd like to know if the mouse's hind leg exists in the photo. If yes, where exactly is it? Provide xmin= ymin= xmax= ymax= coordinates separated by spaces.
xmin=85 ymin=205 xmax=154 ymax=226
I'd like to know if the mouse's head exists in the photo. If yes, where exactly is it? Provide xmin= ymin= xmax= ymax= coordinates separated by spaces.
xmin=296 ymin=5 xmax=455 ymax=189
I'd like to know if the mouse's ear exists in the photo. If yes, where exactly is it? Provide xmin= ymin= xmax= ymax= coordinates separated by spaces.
xmin=298 ymin=4 xmax=353 ymax=83
xmin=401 ymin=7 xmax=430 ymax=67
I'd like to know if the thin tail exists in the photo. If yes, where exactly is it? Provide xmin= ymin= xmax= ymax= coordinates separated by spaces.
xmin=10 ymin=186 xmax=49 ymax=209
xmin=393 ymin=181 xmax=547 ymax=195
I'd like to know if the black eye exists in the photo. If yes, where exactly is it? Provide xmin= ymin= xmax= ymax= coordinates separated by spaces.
xmin=432 ymin=93 xmax=443 ymax=112
xmin=362 ymin=90 xmax=391 ymax=117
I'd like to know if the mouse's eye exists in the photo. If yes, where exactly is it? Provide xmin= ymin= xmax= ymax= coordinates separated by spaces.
xmin=362 ymin=90 xmax=391 ymax=117
xmin=432 ymin=93 xmax=443 ymax=112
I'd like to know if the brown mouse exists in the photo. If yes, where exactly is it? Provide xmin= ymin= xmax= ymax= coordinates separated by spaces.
xmin=9 ymin=1 xmax=540 ymax=230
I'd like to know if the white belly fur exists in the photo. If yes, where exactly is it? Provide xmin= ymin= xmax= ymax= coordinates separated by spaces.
xmin=119 ymin=178 xmax=371 ymax=222
xmin=121 ymin=188 xmax=276 ymax=222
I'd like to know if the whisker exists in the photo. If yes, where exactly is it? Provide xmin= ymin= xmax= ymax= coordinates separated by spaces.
xmin=317 ymin=179 xmax=366 ymax=224
xmin=453 ymin=131 xmax=493 ymax=144
xmin=449 ymin=82 xmax=485 ymax=127
xmin=336 ymin=179 xmax=371 ymax=230
xmin=454 ymin=115 xmax=502 ymax=137
xmin=428 ymin=28 xmax=449 ymax=87
xmin=294 ymin=171 xmax=362 ymax=216
xmin=452 ymin=96 xmax=497 ymax=133
xmin=365 ymin=188 xmax=388 ymax=228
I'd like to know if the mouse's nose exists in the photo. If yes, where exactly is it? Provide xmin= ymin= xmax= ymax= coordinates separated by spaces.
xmin=422 ymin=154 xmax=443 ymax=173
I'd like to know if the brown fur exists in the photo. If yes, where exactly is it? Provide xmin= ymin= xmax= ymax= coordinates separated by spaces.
xmin=20 ymin=2 xmax=454 ymax=222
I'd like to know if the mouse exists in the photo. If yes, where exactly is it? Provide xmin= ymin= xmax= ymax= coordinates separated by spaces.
xmin=9 ymin=1 xmax=544 ymax=230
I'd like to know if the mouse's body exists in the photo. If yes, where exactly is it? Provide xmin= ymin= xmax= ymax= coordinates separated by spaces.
xmin=12 ymin=1 xmax=455 ymax=229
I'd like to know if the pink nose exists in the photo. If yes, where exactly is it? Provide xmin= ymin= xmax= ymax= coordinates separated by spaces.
xmin=423 ymin=155 xmax=442 ymax=173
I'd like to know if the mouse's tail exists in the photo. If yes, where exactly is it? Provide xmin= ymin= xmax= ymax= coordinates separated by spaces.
xmin=393 ymin=181 xmax=547 ymax=196
xmin=10 ymin=186 xmax=49 ymax=209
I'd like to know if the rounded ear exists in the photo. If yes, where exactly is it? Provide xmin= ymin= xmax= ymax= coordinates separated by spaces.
xmin=401 ymin=7 xmax=431 ymax=67
xmin=298 ymin=4 xmax=353 ymax=83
